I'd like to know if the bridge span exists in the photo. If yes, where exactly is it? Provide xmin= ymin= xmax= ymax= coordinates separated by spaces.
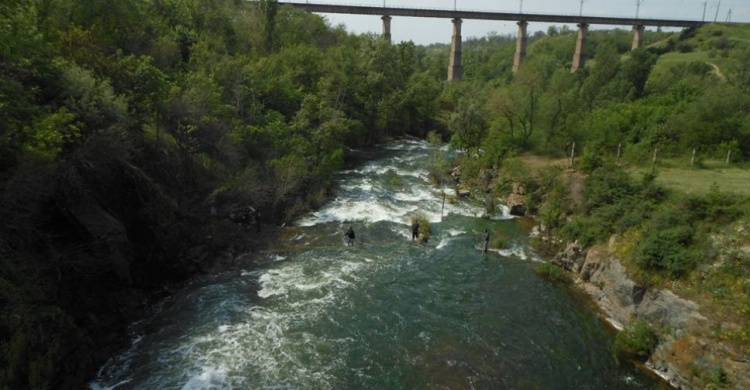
xmin=279 ymin=2 xmax=708 ymax=79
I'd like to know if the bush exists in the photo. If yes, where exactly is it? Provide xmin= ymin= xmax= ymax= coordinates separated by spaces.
xmin=676 ymin=42 xmax=693 ymax=53
xmin=612 ymin=320 xmax=658 ymax=363
xmin=635 ymin=226 xmax=700 ymax=277
xmin=534 ymin=262 xmax=570 ymax=283
xmin=493 ymin=237 xmax=508 ymax=250
xmin=584 ymin=166 xmax=635 ymax=212
xmin=578 ymin=148 xmax=605 ymax=174
xmin=634 ymin=205 xmax=700 ymax=277
xmin=559 ymin=217 xmax=608 ymax=248
xmin=411 ymin=213 xmax=431 ymax=243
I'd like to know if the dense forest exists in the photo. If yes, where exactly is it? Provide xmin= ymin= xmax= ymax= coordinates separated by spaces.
xmin=1 ymin=0 xmax=749 ymax=387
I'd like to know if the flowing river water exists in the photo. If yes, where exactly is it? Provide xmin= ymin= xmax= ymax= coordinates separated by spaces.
xmin=91 ymin=141 xmax=660 ymax=389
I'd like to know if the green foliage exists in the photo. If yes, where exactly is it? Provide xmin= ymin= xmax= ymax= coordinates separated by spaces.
xmin=577 ymin=144 xmax=605 ymax=174
xmin=535 ymin=262 xmax=570 ymax=283
xmin=560 ymin=166 xmax=659 ymax=246
xmin=1 ymin=1 xmax=749 ymax=386
xmin=410 ymin=213 xmax=432 ymax=244
xmin=426 ymin=131 xmax=450 ymax=186
xmin=411 ymin=214 xmax=432 ymax=243
xmin=538 ymin=169 xmax=571 ymax=240
xmin=612 ymin=320 xmax=658 ymax=363
xmin=449 ymin=95 xmax=489 ymax=153
xmin=635 ymin=220 xmax=699 ymax=277
xmin=0 ymin=0 xmax=455 ymax=386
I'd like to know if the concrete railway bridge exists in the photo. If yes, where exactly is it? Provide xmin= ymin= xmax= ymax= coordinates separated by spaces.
xmin=278 ymin=2 xmax=708 ymax=80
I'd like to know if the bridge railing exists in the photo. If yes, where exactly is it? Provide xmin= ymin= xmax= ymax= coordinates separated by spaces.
xmin=275 ymin=0 xmax=705 ymax=23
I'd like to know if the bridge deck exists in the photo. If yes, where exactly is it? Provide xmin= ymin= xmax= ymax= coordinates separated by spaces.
xmin=279 ymin=2 xmax=706 ymax=28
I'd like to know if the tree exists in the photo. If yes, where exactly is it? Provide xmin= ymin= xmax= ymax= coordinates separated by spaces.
xmin=449 ymin=95 xmax=488 ymax=153
xmin=622 ymin=48 xmax=657 ymax=99
xmin=259 ymin=0 xmax=278 ymax=53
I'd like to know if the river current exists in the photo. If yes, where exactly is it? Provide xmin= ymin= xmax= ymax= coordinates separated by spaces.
xmin=91 ymin=141 xmax=659 ymax=389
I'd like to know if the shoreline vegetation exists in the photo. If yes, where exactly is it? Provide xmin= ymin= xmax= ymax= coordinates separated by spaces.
xmin=1 ymin=0 xmax=748 ymax=388
xmin=450 ymin=153 xmax=749 ymax=388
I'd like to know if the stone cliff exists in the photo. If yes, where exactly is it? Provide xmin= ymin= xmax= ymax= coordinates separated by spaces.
xmin=552 ymin=238 xmax=750 ymax=389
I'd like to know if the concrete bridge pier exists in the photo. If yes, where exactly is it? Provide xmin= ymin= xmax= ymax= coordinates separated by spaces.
xmin=513 ymin=21 xmax=528 ymax=75
xmin=571 ymin=23 xmax=589 ymax=73
xmin=382 ymin=15 xmax=392 ymax=43
xmin=632 ymin=24 xmax=644 ymax=50
xmin=448 ymin=18 xmax=463 ymax=81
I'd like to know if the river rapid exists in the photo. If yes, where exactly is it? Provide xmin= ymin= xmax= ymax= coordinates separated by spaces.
xmin=91 ymin=140 xmax=660 ymax=389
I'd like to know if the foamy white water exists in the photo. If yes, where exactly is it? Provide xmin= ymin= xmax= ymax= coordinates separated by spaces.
xmin=91 ymin=140 xmax=657 ymax=390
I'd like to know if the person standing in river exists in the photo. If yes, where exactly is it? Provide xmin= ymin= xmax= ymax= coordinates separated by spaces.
xmin=411 ymin=220 xmax=420 ymax=241
xmin=345 ymin=226 xmax=356 ymax=246
xmin=483 ymin=229 xmax=490 ymax=254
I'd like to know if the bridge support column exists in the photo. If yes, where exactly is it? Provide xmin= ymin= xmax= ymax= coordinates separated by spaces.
xmin=448 ymin=18 xmax=463 ymax=81
xmin=571 ymin=23 xmax=589 ymax=73
xmin=632 ymin=25 xmax=644 ymax=50
xmin=382 ymin=15 xmax=392 ymax=43
xmin=513 ymin=21 xmax=528 ymax=75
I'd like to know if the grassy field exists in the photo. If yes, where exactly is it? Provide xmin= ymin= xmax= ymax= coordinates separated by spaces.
xmin=648 ymin=23 xmax=750 ymax=79
xmin=631 ymin=165 xmax=750 ymax=196
xmin=517 ymin=155 xmax=750 ymax=196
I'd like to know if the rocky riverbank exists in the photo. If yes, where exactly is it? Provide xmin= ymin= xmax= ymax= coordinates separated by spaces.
xmin=492 ymin=167 xmax=749 ymax=389
xmin=551 ymin=237 xmax=750 ymax=389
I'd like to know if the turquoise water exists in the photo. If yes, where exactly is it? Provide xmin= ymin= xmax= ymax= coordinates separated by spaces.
xmin=91 ymin=141 xmax=658 ymax=389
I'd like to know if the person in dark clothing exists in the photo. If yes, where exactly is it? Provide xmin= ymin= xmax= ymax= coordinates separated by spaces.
xmin=412 ymin=220 xmax=420 ymax=241
xmin=345 ymin=226 xmax=356 ymax=246
xmin=483 ymin=229 xmax=490 ymax=254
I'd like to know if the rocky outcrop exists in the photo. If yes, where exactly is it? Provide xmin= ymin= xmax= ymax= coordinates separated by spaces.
xmin=553 ymin=236 xmax=750 ymax=389
xmin=571 ymin=241 xmax=707 ymax=331
xmin=506 ymin=182 xmax=527 ymax=217
xmin=552 ymin=240 xmax=586 ymax=273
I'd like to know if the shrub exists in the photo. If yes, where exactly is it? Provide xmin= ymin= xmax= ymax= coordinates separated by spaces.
xmin=612 ymin=320 xmax=658 ymax=363
xmin=578 ymin=148 xmax=605 ymax=174
xmin=559 ymin=217 xmax=608 ymax=248
xmin=411 ymin=213 xmax=431 ymax=243
xmin=534 ymin=262 xmax=570 ymax=283
xmin=584 ymin=166 xmax=634 ymax=213
xmin=676 ymin=42 xmax=693 ymax=53
xmin=635 ymin=223 xmax=699 ymax=277
xmin=493 ymin=237 xmax=508 ymax=250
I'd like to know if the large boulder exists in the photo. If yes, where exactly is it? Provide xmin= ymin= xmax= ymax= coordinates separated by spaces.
xmin=552 ymin=240 xmax=586 ymax=273
xmin=507 ymin=193 xmax=526 ymax=216
xmin=506 ymin=182 xmax=527 ymax=216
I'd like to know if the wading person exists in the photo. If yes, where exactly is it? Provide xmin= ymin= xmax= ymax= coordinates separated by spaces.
xmin=483 ymin=229 xmax=490 ymax=254
xmin=412 ymin=220 xmax=420 ymax=241
xmin=345 ymin=226 xmax=356 ymax=246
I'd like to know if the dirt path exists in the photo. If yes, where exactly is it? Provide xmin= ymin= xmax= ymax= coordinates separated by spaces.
xmin=708 ymin=62 xmax=726 ymax=79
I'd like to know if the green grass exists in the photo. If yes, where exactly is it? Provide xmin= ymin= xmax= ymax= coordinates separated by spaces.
xmin=630 ymin=166 xmax=750 ymax=196
xmin=648 ymin=23 xmax=750 ymax=80
xmin=657 ymin=51 xmax=710 ymax=64
xmin=534 ymin=262 xmax=570 ymax=284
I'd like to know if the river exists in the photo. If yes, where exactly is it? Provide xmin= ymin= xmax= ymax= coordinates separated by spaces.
xmin=91 ymin=140 xmax=659 ymax=389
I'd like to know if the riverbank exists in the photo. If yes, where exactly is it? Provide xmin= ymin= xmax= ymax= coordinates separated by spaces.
xmin=0 ymin=147 xmax=295 ymax=389
xmin=91 ymin=140 xmax=660 ymax=389
xmin=490 ymin=157 xmax=750 ymax=389
xmin=549 ymin=237 xmax=750 ymax=389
